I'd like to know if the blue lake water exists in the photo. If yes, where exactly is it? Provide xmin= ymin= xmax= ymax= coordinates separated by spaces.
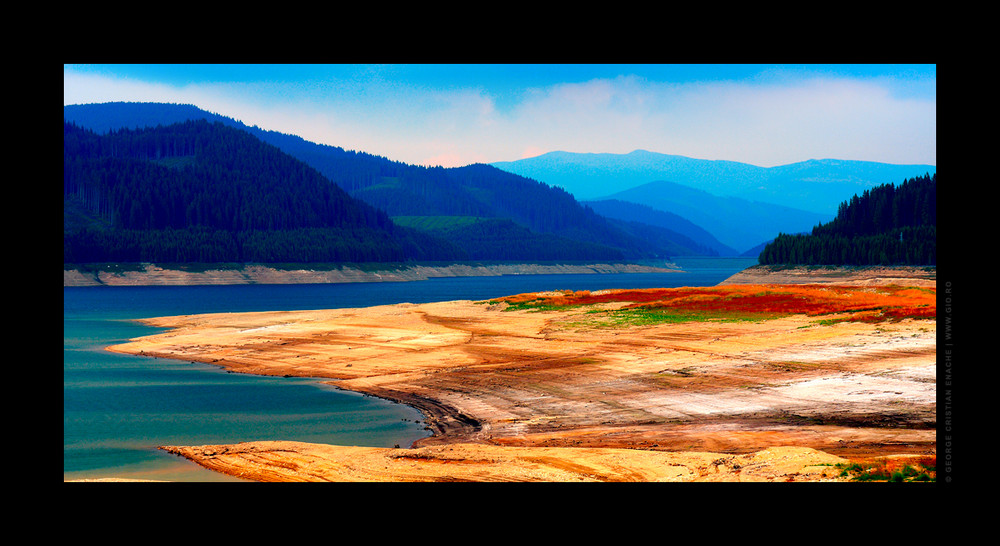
xmin=63 ymin=257 xmax=757 ymax=481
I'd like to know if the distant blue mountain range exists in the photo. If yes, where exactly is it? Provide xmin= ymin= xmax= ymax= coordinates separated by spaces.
xmin=593 ymin=180 xmax=829 ymax=253
xmin=491 ymin=150 xmax=935 ymax=254
xmin=491 ymin=149 xmax=936 ymax=216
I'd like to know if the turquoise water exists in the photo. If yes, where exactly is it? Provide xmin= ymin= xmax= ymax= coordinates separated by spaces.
xmin=63 ymin=257 xmax=758 ymax=481
xmin=63 ymin=318 xmax=432 ymax=481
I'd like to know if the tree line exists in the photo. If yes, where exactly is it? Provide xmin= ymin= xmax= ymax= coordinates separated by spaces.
xmin=758 ymin=173 xmax=936 ymax=266
xmin=63 ymin=120 xmax=462 ymax=264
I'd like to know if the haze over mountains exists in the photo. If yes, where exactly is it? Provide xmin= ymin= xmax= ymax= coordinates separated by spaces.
xmin=491 ymin=150 xmax=936 ymax=215
xmin=64 ymin=102 xmax=936 ymax=262
xmin=490 ymin=150 xmax=934 ymax=255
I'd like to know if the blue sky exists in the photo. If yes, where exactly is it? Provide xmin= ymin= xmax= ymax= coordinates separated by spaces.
xmin=64 ymin=64 xmax=936 ymax=169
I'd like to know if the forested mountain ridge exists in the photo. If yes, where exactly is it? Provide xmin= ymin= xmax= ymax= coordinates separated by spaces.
xmin=391 ymin=216 xmax=625 ymax=261
xmin=63 ymin=120 xmax=466 ymax=263
xmin=64 ymin=119 xmax=388 ymax=232
xmin=64 ymin=102 xmax=704 ymax=262
xmin=62 ymin=117 xmax=643 ymax=264
xmin=758 ymin=173 xmax=936 ymax=266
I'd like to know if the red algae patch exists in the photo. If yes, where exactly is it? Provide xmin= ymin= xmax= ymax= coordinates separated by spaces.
xmin=491 ymin=284 xmax=935 ymax=324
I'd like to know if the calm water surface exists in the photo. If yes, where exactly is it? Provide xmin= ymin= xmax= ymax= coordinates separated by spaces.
xmin=63 ymin=257 xmax=757 ymax=481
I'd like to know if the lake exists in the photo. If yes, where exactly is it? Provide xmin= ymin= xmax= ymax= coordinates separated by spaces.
xmin=63 ymin=257 xmax=758 ymax=481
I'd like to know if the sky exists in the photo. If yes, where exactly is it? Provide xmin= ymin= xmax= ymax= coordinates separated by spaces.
xmin=63 ymin=64 xmax=936 ymax=169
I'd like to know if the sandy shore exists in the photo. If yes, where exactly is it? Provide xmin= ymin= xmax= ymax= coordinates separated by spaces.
xmin=101 ymin=266 xmax=937 ymax=482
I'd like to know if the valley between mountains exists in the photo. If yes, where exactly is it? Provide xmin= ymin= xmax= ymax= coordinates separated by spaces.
xmin=106 ymin=266 xmax=938 ymax=482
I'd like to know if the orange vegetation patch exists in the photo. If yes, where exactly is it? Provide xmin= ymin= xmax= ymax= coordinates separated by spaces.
xmin=493 ymin=284 xmax=936 ymax=323
xmin=838 ymin=454 xmax=937 ymax=482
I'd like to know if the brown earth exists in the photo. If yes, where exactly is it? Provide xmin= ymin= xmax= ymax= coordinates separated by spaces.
xmin=720 ymin=264 xmax=936 ymax=287
xmin=107 ymin=267 xmax=937 ymax=482
xmin=160 ymin=442 xmax=855 ymax=482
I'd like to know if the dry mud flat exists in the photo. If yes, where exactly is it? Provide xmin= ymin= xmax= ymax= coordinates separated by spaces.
xmin=109 ymin=270 xmax=937 ymax=482
xmin=160 ymin=442 xmax=850 ymax=482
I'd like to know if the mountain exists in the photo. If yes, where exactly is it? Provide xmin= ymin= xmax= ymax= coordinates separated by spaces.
xmin=491 ymin=149 xmax=936 ymax=216
xmin=493 ymin=150 xmax=761 ymax=202
xmin=582 ymin=199 xmax=737 ymax=256
xmin=65 ymin=102 xmax=713 ymax=263
xmin=603 ymin=180 xmax=832 ymax=254
xmin=739 ymin=240 xmax=776 ymax=258
xmin=758 ymin=173 xmax=936 ymax=266
xmin=63 ymin=119 xmax=466 ymax=263
xmin=391 ymin=216 xmax=626 ymax=261
xmin=62 ymin=102 xmax=229 ymax=134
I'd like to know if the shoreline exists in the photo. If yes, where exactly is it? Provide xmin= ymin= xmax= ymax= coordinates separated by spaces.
xmin=63 ymin=261 xmax=682 ymax=287
xmin=92 ymin=265 xmax=938 ymax=482
xmin=719 ymin=264 xmax=936 ymax=287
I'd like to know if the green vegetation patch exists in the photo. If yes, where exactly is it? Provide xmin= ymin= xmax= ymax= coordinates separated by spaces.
xmin=490 ymin=298 xmax=591 ymax=313
xmin=589 ymin=306 xmax=783 ymax=327
xmin=363 ymin=176 xmax=403 ymax=191
xmin=391 ymin=215 xmax=486 ymax=231
xmin=488 ymin=295 xmax=789 ymax=325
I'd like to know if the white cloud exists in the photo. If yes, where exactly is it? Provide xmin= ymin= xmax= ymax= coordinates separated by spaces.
xmin=682 ymin=77 xmax=936 ymax=165
xmin=488 ymin=75 xmax=935 ymax=167
xmin=63 ymin=67 xmax=936 ymax=168
xmin=64 ymin=70 xmax=178 ymax=105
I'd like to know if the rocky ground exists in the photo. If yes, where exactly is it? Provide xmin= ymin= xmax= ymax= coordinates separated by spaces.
xmin=102 ymin=266 xmax=938 ymax=482
xmin=720 ymin=264 xmax=936 ymax=287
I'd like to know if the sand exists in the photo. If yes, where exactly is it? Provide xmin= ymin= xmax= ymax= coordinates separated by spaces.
xmin=100 ymin=267 xmax=937 ymax=482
